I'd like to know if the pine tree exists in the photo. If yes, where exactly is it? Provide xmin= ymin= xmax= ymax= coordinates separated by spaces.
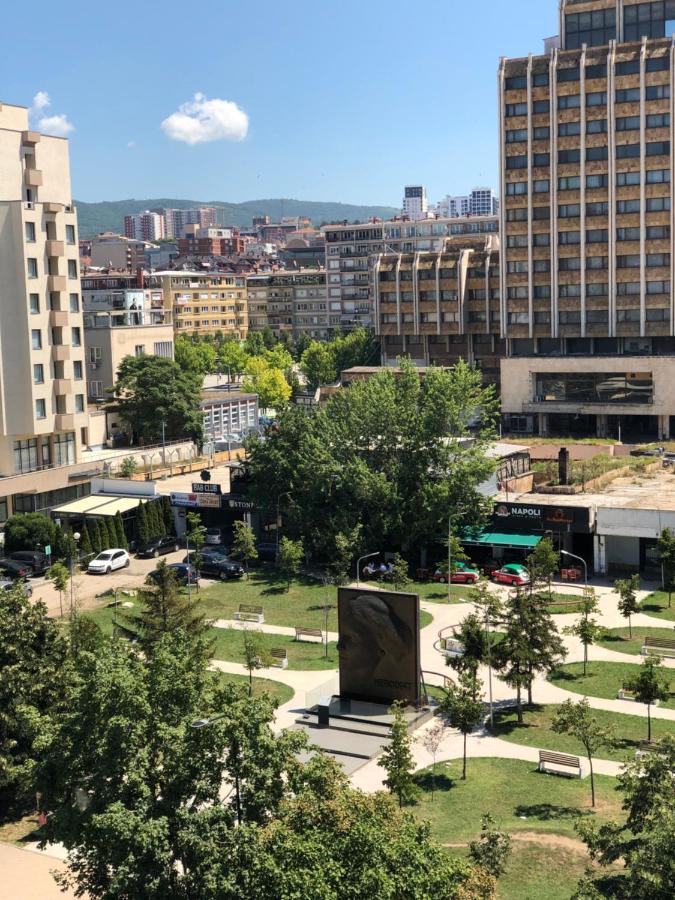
xmin=114 ymin=512 xmax=128 ymax=550
xmin=80 ymin=523 xmax=93 ymax=560
xmin=135 ymin=502 xmax=150 ymax=547
xmin=149 ymin=502 xmax=165 ymax=540
xmin=494 ymin=590 xmax=532 ymax=725
xmin=377 ymin=701 xmax=418 ymax=807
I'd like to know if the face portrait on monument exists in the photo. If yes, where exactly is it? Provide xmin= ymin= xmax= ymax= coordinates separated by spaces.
xmin=337 ymin=588 xmax=420 ymax=705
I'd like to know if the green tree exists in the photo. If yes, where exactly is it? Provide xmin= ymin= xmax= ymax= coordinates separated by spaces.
xmin=186 ymin=511 xmax=206 ymax=589
xmin=79 ymin=522 xmax=93 ymax=560
xmin=91 ymin=520 xmax=103 ymax=555
xmin=527 ymin=536 xmax=560 ymax=599
xmin=468 ymin=813 xmax=512 ymax=880
xmin=119 ymin=456 xmax=137 ymax=479
xmin=113 ymin=355 xmax=203 ymax=445
xmin=657 ymin=526 xmax=675 ymax=608
xmin=564 ymin=591 xmax=603 ymax=677
xmin=552 ymin=698 xmax=616 ymax=808
xmin=0 ymin=585 xmax=67 ymax=809
xmin=261 ymin=324 xmax=277 ymax=349
xmin=448 ymin=613 xmax=489 ymax=699
xmin=574 ymin=735 xmax=675 ymax=898
xmin=218 ymin=340 xmax=249 ymax=377
xmin=105 ymin=517 xmax=118 ymax=549
xmin=329 ymin=524 xmax=362 ymax=584
xmin=241 ymin=629 xmax=269 ymax=696
xmin=384 ymin=553 xmax=411 ymax=592
xmin=3 ymin=512 xmax=56 ymax=553
xmin=624 ymin=655 xmax=671 ymax=742
xmin=441 ymin=670 xmax=484 ymax=780
xmin=615 ymin=574 xmax=641 ymax=639
xmin=417 ymin=719 xmax=447 ymax=802
xmin=174 ymin=334 xmax=218 ymax=376
xmin=114 ymin=512 xmax=128 ymax=550
xmin=264 ymin=345 xmax=293 ymax=374
xmin=242 ymin=357 xmax=292 ymax=410
xmin=244 ymin=330 xmax=266 ymax=356
xmin=277 ymin=536 xmax=304 ymax=590
xmin=134 ymin=501 xmax=150 ymax=547
xmin=230 ymin=520 xmax=258 ymax=577
xmin=129 ymin=560 xmax=212 ymax=660
xmin=160 ymin=495 xmax=174 ymax=535
xmin=46 ymin=560 xmax=70 ymax=618
xmin=300 ymin=341 xmax=337 ymax=390
xmin=494 ymin=590 xmax=533 ymax=724
xmin=295 ymin=331 xmax=312 ymax=358
xmin=246 ymin=359 xmax=498 ymax=564
xmin=378 ymin=701 xmax=418 ymax=807
xmin=522 ymin=588 xmax=567 ymax=705
xmin=147 ymin=501 xmax=165 ymax=540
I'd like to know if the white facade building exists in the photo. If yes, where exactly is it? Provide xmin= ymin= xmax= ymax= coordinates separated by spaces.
xmin=402 ymin=185 xmax=428 ymax=221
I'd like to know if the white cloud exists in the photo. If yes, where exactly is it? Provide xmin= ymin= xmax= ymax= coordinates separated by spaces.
xmin=29 ymin=92 xmax=74 ymax=137
xmin=161 ymin=93 xmax=248 ymax=145
xmin=127 ymin=140 xmax=137 ymax=149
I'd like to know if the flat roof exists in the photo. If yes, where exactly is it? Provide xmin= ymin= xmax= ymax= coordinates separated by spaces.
xmin=201 ymin=391 xmax=258 ymax=403
xmin=52 ymin=494 xmax=148 ymax=517
xmin=497 ymin=468 xmax=675 ymax=513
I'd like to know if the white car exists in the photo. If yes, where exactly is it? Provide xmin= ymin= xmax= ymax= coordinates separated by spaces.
xmin=87 ymin=549 xmax=130 ymax=575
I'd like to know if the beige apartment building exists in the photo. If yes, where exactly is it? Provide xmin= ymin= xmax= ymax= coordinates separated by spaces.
xmin=150 ymin=271 xmax=248 ymax=339
xmin=0 ymin=102 xmax=93 ymax=519
xmin=246 ymin=270 xmax=330 ymax=339
xmin=498 ymin=0 xmax=675 ymax=439
xmin=371 ymin=235 xmax=505 ymax=387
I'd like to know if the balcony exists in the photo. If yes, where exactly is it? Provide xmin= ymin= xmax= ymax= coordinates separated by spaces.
xmin=47 ymin=275 xmax=67 ymax=292
xmin=24 ymin=169 xmax=43 ymax=188
xmin=53 ymin=378 xmax=72 ymax=394
xmin=54 ymin=414 xmax=76 ymax=431
xmin=46 ymin=240 xmax=64 ymax=256
xmin=49 ymin=310 xmax=69 ymax=327
xmin=83 ymin=310 xmax=173 ymax=329
xmin=22 ymin=131 xmax=41 ymax=145
xmin=44 ymin=202 xmax=63 ymax=214
xmin=51 ymin=345 xmax=70 ymax=362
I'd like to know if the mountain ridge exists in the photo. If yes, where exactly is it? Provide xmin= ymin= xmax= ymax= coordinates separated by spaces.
xmin=74 ymin=197 xmax=399 ymax=238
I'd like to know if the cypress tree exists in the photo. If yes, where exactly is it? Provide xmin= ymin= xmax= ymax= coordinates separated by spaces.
xmin=80 ymin=522 xmax=93 ymax=559
xmin=161 ymin=495 xmax=174 ymax=535
xmin=152 ymin=501 xmax=166 ymax=539
xmin=114 ymin=512 xmax=128 ymax=550
xmin=97 ymin=519 xmax=109 ymax=552
xmin=106 ymin=517 xmax=118 ymax=548
xmin=135 ymin=502 xmax=150 ymax=547
xmin=90 ymin=520 xmax=102 ymax=555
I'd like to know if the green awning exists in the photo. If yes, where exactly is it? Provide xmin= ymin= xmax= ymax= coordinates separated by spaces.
xmin=461 ymin=531 xmax=542 ymax=549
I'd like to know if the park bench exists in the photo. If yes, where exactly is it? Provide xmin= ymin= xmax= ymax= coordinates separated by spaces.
xmin=440 ymin=637 xmax=465 ymax=659
xmin=294 ymin=626 xmax=323 ymax=643
xmin=538 ymin=749 xmax=584 ymax=779
xmin=269 ymin=648 xmax=288 ymax=669
xmin=233 ymin=604 xmax=265 ymax=624
xmin=642 ymin=636 xmax=675 ymax=658
xmin=618 ymin=683 xmax=660 ymax=704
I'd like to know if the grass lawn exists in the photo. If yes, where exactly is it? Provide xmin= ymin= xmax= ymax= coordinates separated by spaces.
xmin=640 ymin=591 xmax=675 ymax=623
xmin=414 ymin=581 xmax=476 ymax=605
xmin=549 ymin=661 xmax=675 ymax=710
xmin=491 ymin=703 xmax=675 ymax=761
xmin=414 ymin=757 xmax=621 ymax=899
xmin=546 ymin=593 xmax=589 ymax=615
xmin=211 ymin=627 xmax=338 ymax=670
xmin=598 ymin=626 xmax=675 ymax=657
xmin=212 ymin=671 xmax=294 ymax=706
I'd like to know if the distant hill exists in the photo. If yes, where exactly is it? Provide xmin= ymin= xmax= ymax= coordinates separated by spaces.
xmin=74 ymin=197 xmax=399 ymax=238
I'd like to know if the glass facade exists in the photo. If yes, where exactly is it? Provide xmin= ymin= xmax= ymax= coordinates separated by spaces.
xmin=624 ymin=1 xmax=675 ymax=41
xmin=565 ymin=8 xmax=616 ymax=48
xmin=535 ymin=372 xmax=654 ymax=405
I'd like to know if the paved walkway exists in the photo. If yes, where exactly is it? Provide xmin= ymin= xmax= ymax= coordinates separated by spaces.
xmin=212 ymin=619 xmax=338 ymax=642
xmin=0 ymin=841 xmax=78 ymax=899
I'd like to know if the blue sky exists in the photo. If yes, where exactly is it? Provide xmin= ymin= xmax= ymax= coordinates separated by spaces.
xmin=2 ymin=0 xmax=558 ymax=206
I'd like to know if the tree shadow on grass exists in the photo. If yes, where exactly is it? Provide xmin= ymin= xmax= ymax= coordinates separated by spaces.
xmin=599 ymin=634 xmax=629 ymax=645
xmin=549 ymin=668 xmax=583 ymax=683
xmin=514 ymin=803 xmax=593 ymax=822
xmin=415 ymin=772 xmax=454 ymax=794
xmin=261 ymin=584 xmax=288 ymax=596
xmin=490 ymin=704 xmax=546 ymax=736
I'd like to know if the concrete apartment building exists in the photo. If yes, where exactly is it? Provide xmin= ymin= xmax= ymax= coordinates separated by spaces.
xmin=372 ymin=234 xmax=504 ymax=386
xmin=0 ymin=101 xmax=92 ymax=519
xmin=246 ymin=270 xmax=330 ymax=339
xmin=163 ymin=207 xmax=218 ymax=239
xmin=498 ymin=0 xmax=675 ymax=440
xmin=149 ymin=271 xmax=248 ymax=338
xmin=178 ymin=226 xmax=244 ymax=257
xmin=82 ymin=272 xmax=173 ymax=399
xmin=90 ymin=233 xmax=153 ymax=270
xmin=123 ymin=210 xmax=165 ymax=242
xmin=402 ymin=185 xmax=429 ymax=220
xmin=436 ymin=187 xmax=500 ymax=218
xmin=325 ymin=215 xmax=499 ymax=331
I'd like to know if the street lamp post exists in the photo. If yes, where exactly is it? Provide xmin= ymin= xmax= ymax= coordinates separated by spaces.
xmin=69 ymin=531 xmax=81 ymax=617
xmin=356 ymin=552 xmax=379 ymax=587
xmin=561 ymin=550 xmax=588 ymax=590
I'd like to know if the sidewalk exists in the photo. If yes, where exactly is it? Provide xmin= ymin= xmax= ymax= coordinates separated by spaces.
xmin=0 ymin=842 xmax=78 ymax=899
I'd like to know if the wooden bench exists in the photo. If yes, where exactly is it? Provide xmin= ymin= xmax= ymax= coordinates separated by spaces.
xmin=538 ymin=749 xmax=584 ymax=779
xmin=294 ymin=626 xmax=323 ymax=643
xmin=269 ymin=648 xmax=288 ymax=669
xmin=233 ymin=604 xmax=265 ymax=624
xmin=642 ymin=637 xmax=675 ymax=658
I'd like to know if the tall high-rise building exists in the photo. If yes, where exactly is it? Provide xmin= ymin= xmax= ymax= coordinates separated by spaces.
xmin=162 ymin=206 xmax=218 ymax=239
xmin=402 ymin=185 xmax=429 ymax=220
xmin=0 ymin=101 xmax=91 ymax=514
xmin=436 ymin=188 xmax=499 ymax=218
xmin=123 ymin=210 xmax=165 ymax=241
xmin=498 ymin=0 xmax=675 ymax=440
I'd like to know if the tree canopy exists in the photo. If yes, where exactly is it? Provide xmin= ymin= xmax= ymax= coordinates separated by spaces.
xmin=245 ymin=360 xmax=498 ymax=562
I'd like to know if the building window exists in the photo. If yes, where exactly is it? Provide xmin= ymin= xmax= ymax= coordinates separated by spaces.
xmin=75 ymin=394 xmax=85 ymax=413
xmin=65 ymin=224 xmax=75 ymax=244
xmin=33 ymin=363 xmax=44 ymax=384
xmin=73 ymin=360 xmax=83 ymax=380
xmin=54 ymin=432 xmax=75 ymax=465
xmin=13 ymin=438 xmax=38 ymax=474
xmin=558 ymin=94 xmax=581 ymax=110
xmin=153 ymin=341 xmax=173 ymax=358
xmin=587 ymin=118 xmax=608 ymax=134
xmin=559 ymin=121 xmax=581 ymax=137
xmin=31 ymin=329 xmax=42 ymax=350
xmin=88 ymin=380 xmax=103 ymax=397
xmin=69 ymin=293 xmax=79 ymax=312
xmin=67 ymin=259 xmax=78 ymax=279
xmin=29 ymin=293 xmax=40 ymax=314
xmin=88 ymin=346 xmax=102 ymax=363
xmin=134 ymin=345 xmax=145 ymax=356
xmin=27 ymin=258 xmax=38 ymax=278
xmin=35 ymin=398 xmax=46 ymax=419
xmin=25 ymin=221 xmax=36 ymax=242
xmin=71 ymin=327 xmax=81 ymax=347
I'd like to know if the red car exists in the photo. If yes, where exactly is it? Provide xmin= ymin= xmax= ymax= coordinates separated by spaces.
xmin=491 ymin=564 xmax=531 ymax=587
xmin=433 ymin=562 xmax=480 ymax=585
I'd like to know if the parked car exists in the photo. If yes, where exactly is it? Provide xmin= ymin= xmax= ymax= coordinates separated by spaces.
xmin=6 ymin=550 xmax=50 ymax=577
xmin=0 ymin=579 xmax=32 ymax=598
xmin=205 ymin=527 xmax=224 ymax=545
xmin=182 ymin=545 xmax=229 ymax=566
xmin=136 ymin=535 xmax=180 ymax=559
xmin=0 ymin=558 xmax=33 ymax=580
xmin=87 ymin=549 xmax=130 ymax=575
xmin=148 ymin=563 xmax=199 ymax=587
xmin=492 ymin=563 xmax=531 ymax=587
xmin=256 ymin=542 xmax=277 ymax=562
xmin=433 ymin=561 xmax=481 ymax=585
xmin=197 ymin=555 xmax=245 ymax=581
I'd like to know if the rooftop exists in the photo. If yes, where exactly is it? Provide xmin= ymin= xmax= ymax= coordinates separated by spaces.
xmin=201 ymin=391 xmax=258 ymax=404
